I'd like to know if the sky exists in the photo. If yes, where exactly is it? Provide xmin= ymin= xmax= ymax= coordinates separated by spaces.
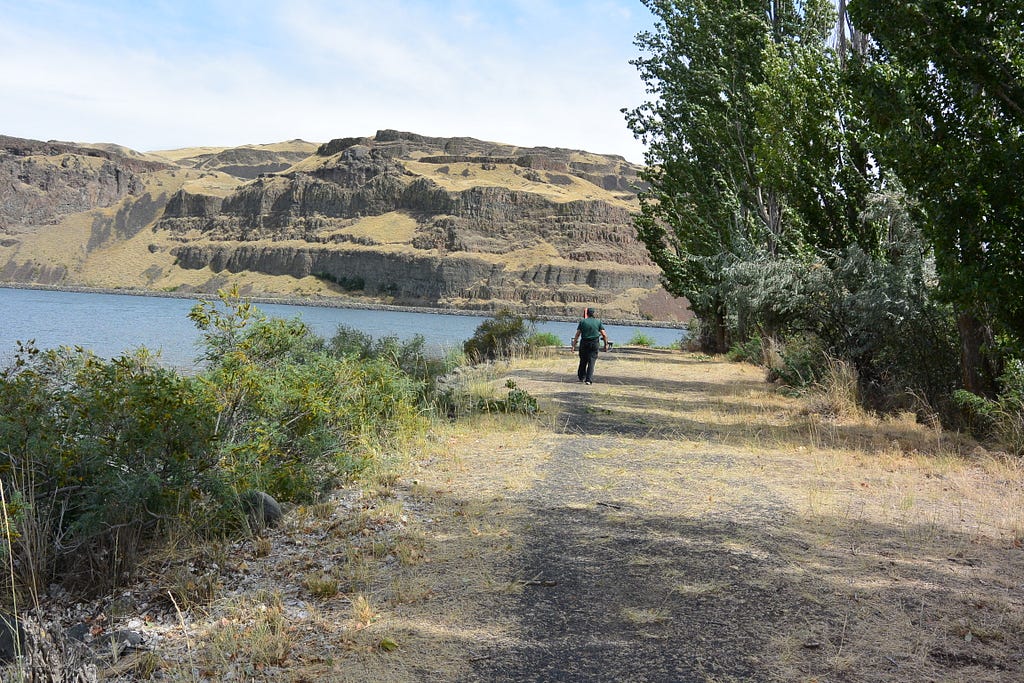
xmin=0 ymin=0 xmax=656 ymax=163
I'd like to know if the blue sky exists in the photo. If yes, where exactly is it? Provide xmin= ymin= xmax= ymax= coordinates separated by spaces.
xmin=0 ymin=1 xmax=655 ymax=162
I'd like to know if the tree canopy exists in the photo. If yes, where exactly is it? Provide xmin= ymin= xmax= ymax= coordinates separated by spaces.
xmin=625 ymin=0 xmax=878 ymax=351
xmin=848 ymin=0 xmax=1024 ymax=357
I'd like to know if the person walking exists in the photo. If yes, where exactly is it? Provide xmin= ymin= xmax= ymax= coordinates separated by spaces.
xmin=571 ymin=307 xmax=609 ymax=385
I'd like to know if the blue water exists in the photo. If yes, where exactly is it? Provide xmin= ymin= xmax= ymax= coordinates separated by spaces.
xmin=0 ymin=287 xmax=687 ymax=369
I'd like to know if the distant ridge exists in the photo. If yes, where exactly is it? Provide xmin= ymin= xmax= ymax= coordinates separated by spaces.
xmin=0 ymin=131 xmax=690 ymax=322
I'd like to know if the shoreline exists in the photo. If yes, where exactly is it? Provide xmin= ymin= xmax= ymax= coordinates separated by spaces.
xmin=0 ymin=282 xmax=690 ymax=330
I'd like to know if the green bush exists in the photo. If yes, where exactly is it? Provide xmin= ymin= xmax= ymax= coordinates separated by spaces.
xmin=192 ymin=293 xmax=424 ymax=503
xmin=955 ymin=359 xmax=1024 ymax=454
xmin=463 ymin=309 xmax=530 ymax=362
xmin=329 ymin=324 xmax=451 ymax=400
xmin=477 ymin=379 xmax=539 ymax=415
xmin=726 ymin=335 xmax=763 ymax=363
xmin=0 ymin=344 xmax=220 ymax=592
xmin=627 ymin=332 xmax=656 ymax=347
xmin=527 ymin=331 xmax=562 ymax=348
xmin=765 ymin=333 xmax=828 ymax=388
xmin=0 ymin=289 xmax=433 ymax=595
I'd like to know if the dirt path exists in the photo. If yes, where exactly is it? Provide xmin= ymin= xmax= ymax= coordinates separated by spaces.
xmin=452 ymin=350 xmax=807 ymax=681
xmin=401 ymin=348 xmax=1024 ymax=683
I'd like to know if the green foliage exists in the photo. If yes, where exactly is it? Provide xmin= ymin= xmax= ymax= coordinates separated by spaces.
xmin=849 ymin=0 xmax=1024 ymax=349
xmin=328 ymin=324 xmax=450 ymax=395
xmin=0 ymin=289 xmax=436 ymax=594
xmin=627 ymin=332 xmax=656 ymax=348
xmin=720 ymin=213 xmax=960 ymax=412
xmin=955 ymin=360 xmax=1024 ymax=455
xmin=527 ymin=331 xmax=562 ymax=348
xmin=765 ymin=333 xmax=829 ymax=389
xmin=477 ymin=379 xmax=539 ymax=416
xmin=463 ymin=309 xmax=530 ymax=362
xmin=0 ymin=343 xmax=220 ymax=591
xmin=726 ymin=335 xmax=763 ymax=364
xmin=192 ymin=293 xmax=424 ymax=503
xmin=626 ymin=0 xmax=872 ymax=351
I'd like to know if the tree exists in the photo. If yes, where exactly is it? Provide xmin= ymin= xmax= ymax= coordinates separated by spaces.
xmin=848 ymin=0 xmax=1024 ymax=393
xmin=626 ymin=0 xmax=874 ymax=351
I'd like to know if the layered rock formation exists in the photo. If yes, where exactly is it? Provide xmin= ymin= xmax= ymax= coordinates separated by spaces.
xmin=0 ymin=136 xmax=168 ymax=231
xmin=0 ymin=131 xmax=689 ymax=321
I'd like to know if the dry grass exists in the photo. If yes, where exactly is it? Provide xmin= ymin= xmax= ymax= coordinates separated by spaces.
xmin=400 ymin=160 xmax=638 ymax=210
xmin=396 ymin=349 xmax=1024 ymax=681
xmin=319 ymin=211 xmax=419 ymax=245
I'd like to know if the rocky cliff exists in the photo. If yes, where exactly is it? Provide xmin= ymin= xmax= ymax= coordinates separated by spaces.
xmin=0 ymin=131 xmax=689 ymax=321
xmin=0 ymin=136 xmax=169 ymax=231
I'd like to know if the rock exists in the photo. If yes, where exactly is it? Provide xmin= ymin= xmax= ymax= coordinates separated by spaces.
xmin=94 ymin=630 xmax=144 ymax=651
xmin=0 ymin=612 xmax=25 ymax=663
xmin=0 ymin=130 xmax=691 ymax=322
xmin=0 ymin=135 xmax=165 ymax=231
xmin=240 ymin=490 xmax=283 ymax=531
xmin=66 ymin=623 xmax=91 ymax=643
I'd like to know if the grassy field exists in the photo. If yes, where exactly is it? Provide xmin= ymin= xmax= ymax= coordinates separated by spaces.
xmin=8 ymin=348 xmax=1023 ymax=681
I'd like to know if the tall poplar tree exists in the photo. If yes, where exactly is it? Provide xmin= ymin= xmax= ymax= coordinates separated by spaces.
xmin=625 ymin=0 xmax=873 ymax=352
xmin=848 ymin=0 xmax=1024 ymax=394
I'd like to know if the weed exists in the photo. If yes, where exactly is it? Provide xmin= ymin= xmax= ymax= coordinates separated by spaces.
xmin=622 ymin=606 xmax=669 ymax=625
xmin=390 ymin=576 xmax=433 ymax=604
xmin=477 ymin=379 xmax=539 ymax=415
xmin=302 ymin=571 xmax=341 ymax=599
xmin=343 ymin=546 xmax=372 ymax=591
xmin=351 ymin=593 xmax=377 ymax=627
xmin=394 ymin=531 xmax=427 ymax=566
xmin=165 ymin=566 xmax=221 ymax=611
xmin=528 ymin=331 xmax=562 ymax=348
xmin=205 ymin=592 xmax=292 ymax=671
xmin=252 ymin=537 xmax=272 ymax=558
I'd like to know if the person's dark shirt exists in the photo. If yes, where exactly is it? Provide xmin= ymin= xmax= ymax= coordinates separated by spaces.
xmin=577 ymin=317 xmax=604 ymax=341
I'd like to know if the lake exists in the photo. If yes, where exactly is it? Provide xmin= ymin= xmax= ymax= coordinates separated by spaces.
xmin=0 ymin=287 xmax=687 ymax=370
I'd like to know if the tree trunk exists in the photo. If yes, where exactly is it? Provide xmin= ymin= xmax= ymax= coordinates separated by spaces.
xmin=697 ymin=305 xmax=729 ymax=355
xmin=957 ymin=311 xmax=998 ymax=397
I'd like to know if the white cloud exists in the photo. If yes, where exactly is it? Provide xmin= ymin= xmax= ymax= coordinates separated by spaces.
xmin=0 ymin=0 xmax=652 ymax=162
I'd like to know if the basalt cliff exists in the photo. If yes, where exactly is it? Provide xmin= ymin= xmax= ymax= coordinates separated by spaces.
xmin=0 ymin=131 xmax=689 ymax=321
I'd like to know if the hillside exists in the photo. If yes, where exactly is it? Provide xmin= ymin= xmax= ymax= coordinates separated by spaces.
xmin=0 ymin=131 xmax=690 ymax=321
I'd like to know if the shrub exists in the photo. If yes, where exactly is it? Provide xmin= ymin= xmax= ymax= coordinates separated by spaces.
xmin=527 ymin=331 xmax=562 ymax=348
xmin=681 ymin=318 xmax=703 ymax=352
xmin=955 ymin=359 xmax=1024 ymax=454
xmin=0 ymin=344 xmax=220 ymax=592
xmin=726 ymin=335 xmax=763 ymax=363
xmin=0 ymin=289 xmax=432 ymax=595
xmin=627 ymin=332 xmax=656 ymax=347
xmin=192 ymin=294 xmax=424 ymax=503
xmin=329 ymin=325 xmax=451 ymax=399
xmin=765 ymin=333 xmax=828 ymax=388
xmin=477 ymin=379 xmax=539 ymax=415
xmin=463 ymin=309 xmax=530 ymax=362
